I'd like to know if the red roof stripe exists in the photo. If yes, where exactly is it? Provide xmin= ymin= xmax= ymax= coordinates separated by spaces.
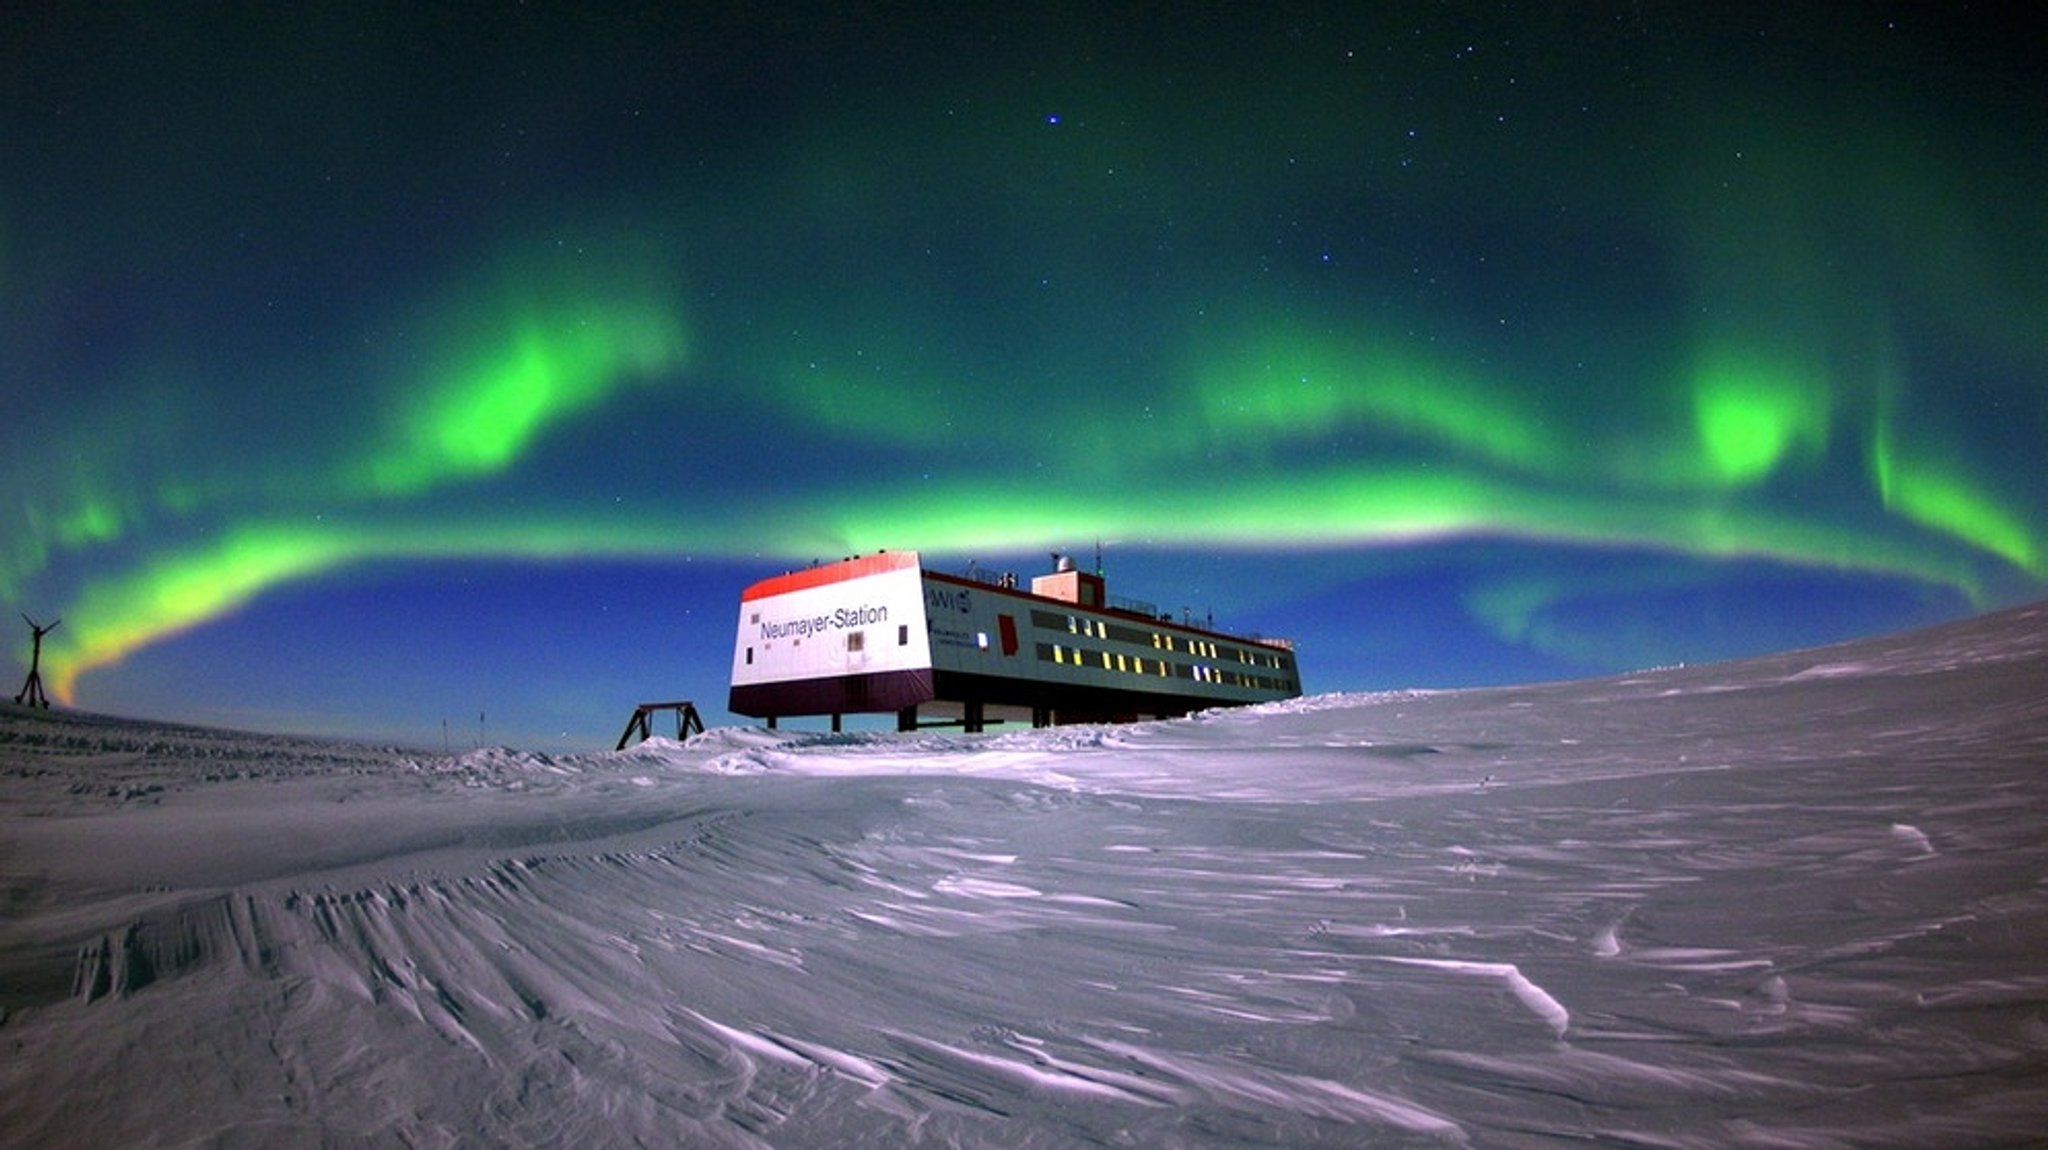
xmin=740 ymin=551 xmax=921 ymax=602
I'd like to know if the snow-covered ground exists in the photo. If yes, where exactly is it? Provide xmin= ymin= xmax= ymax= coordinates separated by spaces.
xmin=5 ymin=603 xmax=2048 ymax=1148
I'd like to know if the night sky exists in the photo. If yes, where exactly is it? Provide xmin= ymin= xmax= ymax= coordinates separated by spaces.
xmin=5 ymin=4 xmax=2043 ymax=748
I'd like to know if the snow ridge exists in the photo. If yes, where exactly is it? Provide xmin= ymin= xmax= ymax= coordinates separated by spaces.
xmin=6 ymin=600 xmax=2048 ymax=1146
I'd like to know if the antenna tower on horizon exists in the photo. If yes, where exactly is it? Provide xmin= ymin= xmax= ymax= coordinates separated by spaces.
xmin=14 ymin=614 xmax=59 ymax=709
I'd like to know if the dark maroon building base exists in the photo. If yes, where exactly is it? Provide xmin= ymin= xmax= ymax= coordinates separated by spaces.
xmin=731 ymin=667 xmax=1236 ymax=732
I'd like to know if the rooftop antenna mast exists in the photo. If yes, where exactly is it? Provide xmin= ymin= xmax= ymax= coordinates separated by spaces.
xmin=15 ymin=614 xmax=59 ymax=709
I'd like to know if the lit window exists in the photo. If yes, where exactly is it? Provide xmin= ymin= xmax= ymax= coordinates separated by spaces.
xmin=977 ymin=631 xmax=990 ymax=650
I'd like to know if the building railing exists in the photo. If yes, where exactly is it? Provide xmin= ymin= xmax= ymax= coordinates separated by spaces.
xmin=1108 ymin=594 xmax=1160 ymax=619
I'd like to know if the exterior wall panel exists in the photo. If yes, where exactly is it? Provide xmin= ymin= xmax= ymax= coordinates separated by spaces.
xmin=730 ymin=552 xmax=1299 ymax=724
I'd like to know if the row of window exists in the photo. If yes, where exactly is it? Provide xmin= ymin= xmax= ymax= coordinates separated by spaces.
xmin=843 ymin=624 xmax=913 ymax=653
xmin=1036 ymin=643 xmax=1297 ymax=693
xmin=740 ymin=622 xmax=908 ymax=665
xmin=749 ymin=607 xmax=1291 ymax=687
xmin=1028 ymin=610 xmax=1295 ymax=674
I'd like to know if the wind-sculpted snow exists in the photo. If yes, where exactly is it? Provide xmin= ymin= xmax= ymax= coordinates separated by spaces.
xmin=4 ymin=604 xmax=2048 ymax=1146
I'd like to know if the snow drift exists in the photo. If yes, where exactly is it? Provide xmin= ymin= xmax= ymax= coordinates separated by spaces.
xmin=4 ymin=602 xmax=2048 ymax=1146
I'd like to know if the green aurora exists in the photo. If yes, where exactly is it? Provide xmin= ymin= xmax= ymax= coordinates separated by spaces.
xmin=3 ymin=5 xmax=2042 ymax=743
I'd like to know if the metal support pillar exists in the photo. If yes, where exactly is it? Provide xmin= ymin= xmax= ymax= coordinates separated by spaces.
xmin=614 ymin=700 xmax=705 ymax=750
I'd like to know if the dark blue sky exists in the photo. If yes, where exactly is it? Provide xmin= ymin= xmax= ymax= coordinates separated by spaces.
xmin=4 ymin=4 xmax=2042 ymax=747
